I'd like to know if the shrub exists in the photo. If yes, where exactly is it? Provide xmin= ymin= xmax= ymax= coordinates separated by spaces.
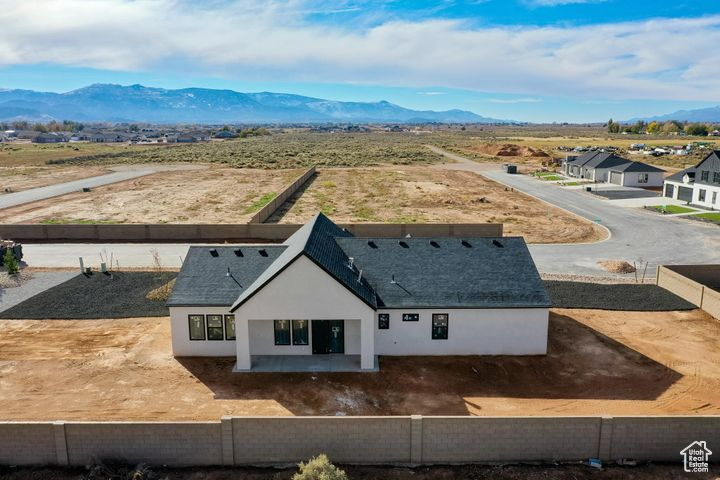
xmin=3 ymin=248 xmax=19 ymax=275
xmin=293 ymin=454 xmax=349 ymax=480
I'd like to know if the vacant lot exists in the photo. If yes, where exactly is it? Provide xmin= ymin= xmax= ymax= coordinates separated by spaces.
xmin=0 ymin=308 xmax=717 ymax=420
xmin=0 ymin=165 xmax=111 ymax=192
xmin=274 ymin=167 xmax=605 ymax=243
xmin=0 ymin=167 xmax=303 ymax=224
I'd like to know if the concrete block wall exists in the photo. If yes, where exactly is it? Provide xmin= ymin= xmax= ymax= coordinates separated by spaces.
xmin=657 ymin=265 xmax=720 ymax=319
xmin=2 ymin=416 xmax=719 ymax=467
xmin=249 ymin=166 xmax=317 ymax=223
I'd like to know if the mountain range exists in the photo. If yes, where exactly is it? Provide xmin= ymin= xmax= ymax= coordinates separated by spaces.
xmin=0 ymin=84 xmax=505 ymax=124
xmin=633 ymin=105 xmax=720 ymax=123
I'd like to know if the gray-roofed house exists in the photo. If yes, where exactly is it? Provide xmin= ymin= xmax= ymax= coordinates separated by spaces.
xmin=167 ymin=213 xmax=550 ymax=372
xmin=578 ymin=152 xmax=632 ymax=182
xmin=662 ymin=151 xmax=720 ymax=208
xmin=607 ymin=161 xmax=666 ymax=187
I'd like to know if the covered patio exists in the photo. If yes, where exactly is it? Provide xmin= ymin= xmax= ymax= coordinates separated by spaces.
xmin=233 ymin=354 xmax=379 ymax=372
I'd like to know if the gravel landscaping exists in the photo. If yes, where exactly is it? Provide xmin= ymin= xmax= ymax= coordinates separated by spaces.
xmin=0 ymin=271 xmax=175 ymax=319
xmin=545 ymin=280 xmax=696 ymax=311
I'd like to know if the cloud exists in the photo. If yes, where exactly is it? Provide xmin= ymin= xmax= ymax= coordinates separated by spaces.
xmin=524 ymin=0 xmax=606 ymax=6
xmin=488 ymin=97 xmax=542 ymax=104
xmin=0 ymin=1 xmax=719 ymax=102
xmin=417 ymin=91 xmax=447 ymax=96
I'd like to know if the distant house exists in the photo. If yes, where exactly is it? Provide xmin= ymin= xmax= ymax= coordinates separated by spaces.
xmin=86 ymin=132 xmax=125 ymax=143
xmin=607 ymin=161 xmax=665 ymax=187
xmin=213 ymin=130 xmax=238 ymax=139
xmin=32 ymin=132 xmax=68 ymax=143
xmin=663 ymin=151 xmax=720 ymax=208
xmin=578 ymin=152 xmax=631 ymax=182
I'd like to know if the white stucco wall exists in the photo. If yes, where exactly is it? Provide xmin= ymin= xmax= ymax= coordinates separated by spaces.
xmin=234 ymin=255 xmax=375 ymax=368
xmin=617 ymin=171 xmax=665 ymax=187
xmin=692 ymin=183 xmax=720 ymax=208
xmin=247 ymin=319 xmax=361 ymax=355
xmin=169 ymin=306 xmax=236 ymax=356
xmin=374 ymin=308 xmax=549 ymax=356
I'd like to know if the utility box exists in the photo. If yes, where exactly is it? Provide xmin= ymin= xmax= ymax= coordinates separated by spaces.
xmin=505 ymin=164 xmax=518 ymax=174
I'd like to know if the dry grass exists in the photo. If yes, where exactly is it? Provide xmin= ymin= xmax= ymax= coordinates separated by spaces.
xmin=146 ymin=278 xmax=176 ymax=301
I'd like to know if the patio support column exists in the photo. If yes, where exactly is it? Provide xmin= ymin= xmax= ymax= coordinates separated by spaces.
xmin=235 ymin=316 xmax=251 ymax=370
xmin=360 ymin=313 xmax=375 ymax=370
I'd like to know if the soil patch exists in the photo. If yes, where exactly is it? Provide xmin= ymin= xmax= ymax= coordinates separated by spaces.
xmin=0 ymin=271 xmax=174 ymax=319
xmin=598 ymin=260 xmax=637 ymax=274
xmin=0 ymin=309 xmax=718 ymax=420
xmin=545 ymin=281 xmax=695 ymax=310
xmin=473 ymin=143 xmax=551 ymax=158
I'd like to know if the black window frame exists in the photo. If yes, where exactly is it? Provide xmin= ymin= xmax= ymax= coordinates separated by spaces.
xmin=402 ymin=313 xmax=419 ymax=322
xmin=206 ymin=314 xmax=224 ymax=341
xmin=224 ymin=314 xmax=236 ymax=340
xmin=274 ymin=319 xmax=291 ymax=345
xmin=432 ymin=313 xmax=449 ymax=340
xmin=378 ymin=313 xmax=390 ymax=330
xmin=188 ymin=314 xmax=206 ymax=341
xmin=714 ymin=172 xmax=720 ymax=184
xmin=292 ymin=320 xmax=309 ymax=345
xmin=701 ymin=170 xmax=709 ymax=182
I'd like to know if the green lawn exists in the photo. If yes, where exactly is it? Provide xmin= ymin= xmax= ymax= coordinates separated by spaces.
xmin=539 ymin=175 xmax=564 ymax=181
xmin=694 ymin=212 xmax=720 ymax=224
xmin=560 ymin=181 xmax=580 ymax=186
xmin=647 ymin=205 xmax=698 ymax=214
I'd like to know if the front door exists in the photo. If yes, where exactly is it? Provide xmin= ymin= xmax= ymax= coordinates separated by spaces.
xmin=312 ymin=320 xmax=344 ymax=354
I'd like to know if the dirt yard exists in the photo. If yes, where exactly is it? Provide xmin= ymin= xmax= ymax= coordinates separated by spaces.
xmin=0 ymin=166 xmax=303 ymax=224
xmin=273 ymin=167 xmax=605 ymax=243
xmin=0 ymin=308 xmax=718 ymax=421
xmin=0 ymin=165 xmax=110 ymax=193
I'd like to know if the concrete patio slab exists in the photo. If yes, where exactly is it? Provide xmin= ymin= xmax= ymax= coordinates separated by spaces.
xmin=233 ymin=354 xmax=380 ymax=372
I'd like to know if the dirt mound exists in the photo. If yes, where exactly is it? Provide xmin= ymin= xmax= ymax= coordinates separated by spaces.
xmin=474 ymin=143 xmax=550 ymax=158
xmin=598 ymin=260 xmax=636 ymax=274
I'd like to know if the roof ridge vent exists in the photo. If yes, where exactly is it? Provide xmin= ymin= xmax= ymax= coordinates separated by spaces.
xmin=492 ymin=240 xmax=504 ymax=248
xmin=209 ymin=248 xmax=219 ymax=257
xmin=461 ymin=240 xmax=472 ymax=248
xmin=368 ymin=240 xmax=378 ymax=249
xmin=430 ymin=240 xmax=440 ymax=248
xmin=399 ymin=240 xmax=409 ymax=248
xmin=258 ymin=249 xmax=268 ymax=257
xmin=233 ymin=248 xmax=243 ymax=257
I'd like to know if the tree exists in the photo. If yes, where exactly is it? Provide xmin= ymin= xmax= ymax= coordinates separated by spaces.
xmin=646 ymin=121 xmax=660 ymax=134
xmin=3 ymin=248 xmax=19 ymax=275
xmin=662 ymin=121 xmax=681 ymax=134
xmin=293 ymin=455 xmax=348 ymax=480
xmin=685 ymin=123 xmax=709 ymax=136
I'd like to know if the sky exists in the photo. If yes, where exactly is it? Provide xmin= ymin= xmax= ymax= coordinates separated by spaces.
xmin=1 ymin=0 xmax=720 ymax=123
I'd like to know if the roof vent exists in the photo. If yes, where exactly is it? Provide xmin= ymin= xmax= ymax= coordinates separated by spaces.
xmin=492 ymin=240 xmax=504 ymax=248
xmin=209 ymin=248 xmax=219 ymax=257
xmin=430 ymin=240 xmax=440 ymax=248
xmin=399 ymin=241 xmax=409 ymax=249
xmin=258 ymin=249 xmax=268 ymax=257
xmin=233 ymin=248 xmax=243 ymax=257
xmin=461 ymin=240 xmax=472 ymax=248
xmin=368 ymin=241 xmax=378 ymax=249
xmin=348 ymin=257 xmax=355 ymax=270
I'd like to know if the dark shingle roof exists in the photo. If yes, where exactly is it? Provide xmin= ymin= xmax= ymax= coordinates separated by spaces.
xmin=167 ymin=245 xmax=287 ymax=306
xmin=230 ymin=213 xmax=378 ymax=311
xmin=566 ymin=151 xmax=601 ymax=166
xmin=582 ymin=153 xmax=630 ymax=169
xmin=666 ymin=166 xmax=696 ymax=183
xmin=336 ymin=236 xmax=550 ymax=309
xmin=610 ymin=161 xmax=665 ymax=173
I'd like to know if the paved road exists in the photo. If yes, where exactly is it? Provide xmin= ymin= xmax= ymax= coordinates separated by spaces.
xmin=429 ymin=146 xmax=720 ymax=276
xmin=0 ymin=169 xmax=156 ymax=209
xmin=21 ymin=243 xmax=194 ymax=269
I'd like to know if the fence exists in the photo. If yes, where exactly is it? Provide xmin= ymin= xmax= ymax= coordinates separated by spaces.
xmin=248 ymin=166 xmax=316 ymax=223
xmin=1 ymin=415 xmax=718 ymax=467
xmin=0 ymin=223 xmax=503 ymax=243
xmin=656 ymin=265 xmax=720 ymax=319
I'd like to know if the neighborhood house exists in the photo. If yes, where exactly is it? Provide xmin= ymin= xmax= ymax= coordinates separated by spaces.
xmin=167 ymin=213 xmax=550 ymax=371
xmin=562 ymin=151 xmax=665 ymax=187
xmin=663 ymin=150 xmax=720 ymax=209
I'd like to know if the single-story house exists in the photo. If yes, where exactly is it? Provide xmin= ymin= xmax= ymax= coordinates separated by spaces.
xmin=663 ymin=151 xmax=720 ymax=208
xmin=607 ymin=161 xmax=665 ymax=187
xmin=562 ymin=151 xmax=601 ymax=177
xmin=167 ymin=213 xmax=550 ymax=372
xmin=579 ymin=152 xmax=631 ymax=182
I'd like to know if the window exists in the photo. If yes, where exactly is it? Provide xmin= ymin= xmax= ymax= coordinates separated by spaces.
xmin=274 ymin=320 xmax=291 ymax=345
xmin=402 ymin=313 xmax=419 ymax=322
xmin=714 ymin=172 xmax=720 ymax=184
xmin=432 ymin=314 xmax=449 ymax=340
xmin=701 ymin=170 xmax=709 ymax=182
xmin=292 ymin=320 xmax=309 ymax=345
xmin=224 ymin=315 xmax=236 ymax=340
xmin=713 ymin=192 xmax=718 ymax=205
xmin=188 ymin=315 xmax=205 ymax=341
xmin=378 ymin=313 xmax=390 ymax=329
xmin=637 ymin=173 xmax=649 ymax=184
xmin=699 ymin=189 xmax=707 ymax=202
xmin=206 ymin=314 xmax=224 ymax=340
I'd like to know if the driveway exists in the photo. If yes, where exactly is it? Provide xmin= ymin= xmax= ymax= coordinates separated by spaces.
xmin=429 ymin=146 xmax=720 ymax=276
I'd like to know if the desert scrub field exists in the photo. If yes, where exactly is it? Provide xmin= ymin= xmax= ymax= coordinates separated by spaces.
xmin=272 ymin=166 xmax=606 ymax=244
xmin=44 ymin=132 xmax=443 ymax=168
xmin=0 ymin=141 xmax=148 ymax=167
xmin=0 ymin=167 xmax=304 ymax=224
xmin=0 ymin=165 xmax=111 ymax=192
